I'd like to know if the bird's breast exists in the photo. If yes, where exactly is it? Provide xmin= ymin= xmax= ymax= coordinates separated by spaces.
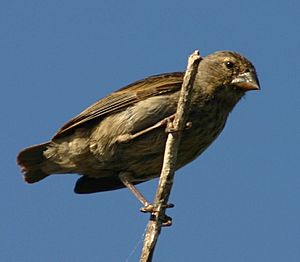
xmin=85 ymin=96 xmax=230 ymax=179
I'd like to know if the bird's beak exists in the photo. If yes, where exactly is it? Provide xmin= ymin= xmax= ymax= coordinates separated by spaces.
xmin=231 ymin=71 xmax=260 ymax=91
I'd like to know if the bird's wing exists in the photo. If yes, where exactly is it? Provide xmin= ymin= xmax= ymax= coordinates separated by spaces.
xmin=53 ymin=72 xmax=184 ymax=139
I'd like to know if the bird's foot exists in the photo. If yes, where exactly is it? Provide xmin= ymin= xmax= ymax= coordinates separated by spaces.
xmin=140 ymin=204 xmax=155 ymax=213
xmin=148 ymin=213 xmax=173 ymax=227
xmin=162 ymin=215 xmax=173 ymax=227
xmin=165 ymin=119 xmax=193 ymax=133
xmin=140 ymin=203 xmax=175 ymax=213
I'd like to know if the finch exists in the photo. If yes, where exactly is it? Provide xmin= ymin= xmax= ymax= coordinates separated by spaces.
xmin=17 ymin=51 xmax=259 ymax=199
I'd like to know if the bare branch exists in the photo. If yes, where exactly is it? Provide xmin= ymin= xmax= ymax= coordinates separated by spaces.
xmin=139 ymin=50 xmax=201 ymax=262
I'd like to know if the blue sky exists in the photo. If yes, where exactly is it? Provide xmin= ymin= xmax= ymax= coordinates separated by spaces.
xmin=1 ymin=1 xmax=299 ymax=261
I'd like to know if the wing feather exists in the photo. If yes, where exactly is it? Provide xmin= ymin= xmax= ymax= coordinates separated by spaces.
xmin=53 ymin=72 xmax=184 ymax=139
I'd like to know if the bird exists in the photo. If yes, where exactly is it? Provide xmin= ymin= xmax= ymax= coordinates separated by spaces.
xmin=17 ymin=50 xmax=260 ymax=208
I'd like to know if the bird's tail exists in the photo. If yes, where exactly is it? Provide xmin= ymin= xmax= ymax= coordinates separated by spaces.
xmin=17 ymin=142 xmax=51 ymax=183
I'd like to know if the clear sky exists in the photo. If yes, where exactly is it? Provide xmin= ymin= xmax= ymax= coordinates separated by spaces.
xmin=1 ymin=1 xmax=299 ymax=261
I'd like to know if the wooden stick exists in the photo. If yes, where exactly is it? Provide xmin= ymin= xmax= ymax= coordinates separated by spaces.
xmin=139 ymin=50 xmax=201 ymax=262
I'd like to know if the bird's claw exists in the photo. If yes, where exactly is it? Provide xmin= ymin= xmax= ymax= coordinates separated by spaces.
xmin=164 ymin=203 xmax=175 ymax=209
xmin=165 ymin=120 xmax=193 ymax=133
xmin=162 ymin=215 xmax=172 ymax=227
xmin=185 ymin=121 xmax=192 ymax=129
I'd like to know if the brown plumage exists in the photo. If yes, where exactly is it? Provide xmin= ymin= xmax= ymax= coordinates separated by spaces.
xmin=17 ymin=51 xmax=260 ymax=194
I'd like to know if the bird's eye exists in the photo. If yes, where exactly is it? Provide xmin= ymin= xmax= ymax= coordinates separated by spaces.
xmin=224 ymin=61 xmax=235 ymax=69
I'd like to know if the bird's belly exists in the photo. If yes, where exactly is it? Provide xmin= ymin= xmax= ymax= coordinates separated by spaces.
xmin=71 ymin=106 xmax=229 ymax=181
xmin=93 ymin=114 xmax=226 ymax=181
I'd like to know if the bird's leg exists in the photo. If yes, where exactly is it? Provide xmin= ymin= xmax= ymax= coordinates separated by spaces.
xmin=119 ymin=172 xmax=175 ymax=213
xmin=116 ymin=114 xmax=176 ymax=143
xmin=117 ymin=114 xmax=192 ymax=143
xmin=119 ymin=172 xmax=154 ymax=212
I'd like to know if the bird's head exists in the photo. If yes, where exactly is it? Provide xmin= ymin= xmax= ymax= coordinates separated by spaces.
xmin=195 ymin=51 xmax=260 ymax=107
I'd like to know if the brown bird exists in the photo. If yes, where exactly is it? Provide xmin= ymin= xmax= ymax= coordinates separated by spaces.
xmin=17 ymin=51 xmax=259 ymax=207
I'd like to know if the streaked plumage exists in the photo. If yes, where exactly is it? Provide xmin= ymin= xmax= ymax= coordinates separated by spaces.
xmin=17 ymin=51 xmax=260 ymax=194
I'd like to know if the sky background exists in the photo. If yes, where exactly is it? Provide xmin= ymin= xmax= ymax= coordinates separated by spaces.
xmin=1 ymin=1 xmax=299 ymax=261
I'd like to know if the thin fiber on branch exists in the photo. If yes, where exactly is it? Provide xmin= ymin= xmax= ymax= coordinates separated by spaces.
xmin=140 ymin=50 xmax=201 ymax=262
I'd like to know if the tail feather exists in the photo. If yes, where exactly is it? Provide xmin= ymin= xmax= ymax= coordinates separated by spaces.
xmin=17 ymin=142 xmax=51 ymax=183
